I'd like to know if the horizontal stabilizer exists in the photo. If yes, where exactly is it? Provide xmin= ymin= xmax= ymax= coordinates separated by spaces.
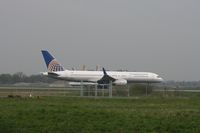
xmin=48 ymin=72 xmax=59 ymax=77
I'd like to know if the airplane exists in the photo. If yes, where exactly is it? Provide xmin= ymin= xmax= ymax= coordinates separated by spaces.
xmin=41 ymin=50 xmax=163 ymax=86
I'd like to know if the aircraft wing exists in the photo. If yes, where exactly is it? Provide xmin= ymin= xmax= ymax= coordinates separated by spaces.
xmin=97 ymin=68 xmax=116 ymax=84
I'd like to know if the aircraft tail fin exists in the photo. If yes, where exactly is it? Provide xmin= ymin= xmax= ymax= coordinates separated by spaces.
xmin=41 ymin=50 xmax=65 ymax=72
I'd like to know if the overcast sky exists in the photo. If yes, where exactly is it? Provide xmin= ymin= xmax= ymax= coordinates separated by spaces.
xmin=0 ymin=0 xmax=200 ymax=81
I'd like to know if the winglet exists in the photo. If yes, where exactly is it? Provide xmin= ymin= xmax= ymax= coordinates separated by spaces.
xmin=97 ymin=67 xmax=116 ymax=84
xmin=103 ymin=68 xmax=107 ymax=75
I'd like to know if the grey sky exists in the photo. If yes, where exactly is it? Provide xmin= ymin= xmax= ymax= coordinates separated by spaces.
xmin=0 ymin=0 xmax=200 ymax=81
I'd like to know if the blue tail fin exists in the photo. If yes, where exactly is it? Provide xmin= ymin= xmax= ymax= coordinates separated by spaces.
xmin=41 ymin=50 xmax=65 ymax=72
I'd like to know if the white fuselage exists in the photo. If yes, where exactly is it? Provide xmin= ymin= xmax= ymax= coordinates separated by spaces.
xmin=45 ymin=70 xmax=163 ymax=84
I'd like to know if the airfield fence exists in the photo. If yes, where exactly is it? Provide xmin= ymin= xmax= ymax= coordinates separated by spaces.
xmin=0 ymin=84 xmax=200 ymax=98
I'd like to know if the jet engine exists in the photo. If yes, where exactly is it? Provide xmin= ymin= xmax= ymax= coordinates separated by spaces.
xmin=113 ymin=79 xmax=127 ymax=85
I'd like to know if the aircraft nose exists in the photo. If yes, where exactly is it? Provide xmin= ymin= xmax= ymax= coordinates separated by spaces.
xmin=159 ymin=78 xmax=164 ymax=82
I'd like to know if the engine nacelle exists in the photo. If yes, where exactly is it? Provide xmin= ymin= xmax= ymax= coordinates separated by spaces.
xmin=113 ymin=79 xmax=127 ymax=85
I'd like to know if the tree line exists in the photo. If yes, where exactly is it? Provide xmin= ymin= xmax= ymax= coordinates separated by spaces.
xmin=1 ymin=72 xmax=200 ymax=87
xmin=0 ymin=72 xmax=55 ymax=84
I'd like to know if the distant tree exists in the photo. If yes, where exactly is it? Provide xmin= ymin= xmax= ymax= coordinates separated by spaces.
xmin=0 ymin=74 xmax=13 ymax=84
xmin=12 ymin=72 xmax=27 ymax=83
xmin=0 ymin=72 xmax=56 ymax=84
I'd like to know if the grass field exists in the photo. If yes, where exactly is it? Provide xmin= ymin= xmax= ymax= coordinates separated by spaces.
xmin=0 ymin=96 xmax=200 ymax=133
